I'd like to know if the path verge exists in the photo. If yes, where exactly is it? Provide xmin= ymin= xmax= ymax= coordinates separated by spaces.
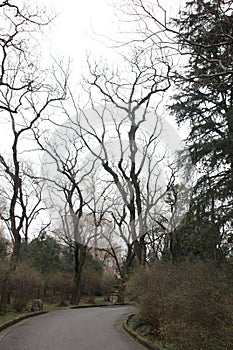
xmin=122 ymin=313 xmax=163 ymax=350
xmin=0 ymin=311 xmax=47 ymax=332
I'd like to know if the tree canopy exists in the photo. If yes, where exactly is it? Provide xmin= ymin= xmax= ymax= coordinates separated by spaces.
xmin=170 ymin=0 xmax=233 ymax=260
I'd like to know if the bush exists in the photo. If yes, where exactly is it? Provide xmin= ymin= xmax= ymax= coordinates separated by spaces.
xmin=101 ymin=273 xmax=117 ymax=301
xmin=47 ymin=271 xmax=73 ymax=305
xmin=0 ymin=259 xmax=9 ymax=290
xmin=9 ymin=263 xmax=43 ymax=312
xmin=82 ymin=267 xmax=102 ymax=303
xmin=127 ymin=261 xmax=233 ymax=350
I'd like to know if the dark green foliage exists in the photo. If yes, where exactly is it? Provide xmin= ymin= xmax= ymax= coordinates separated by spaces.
xmin=59 ymin=245 xmax=75 ymax=273
xmin=84 ymin=250 xmax=104 ymax=273
xmin=165 ymin=208 xmax=224 ymax=262
xmin=20 ymin=233 xmax=65 ymax=275
xmin=170 ymin=0 xmax=233 ymax=258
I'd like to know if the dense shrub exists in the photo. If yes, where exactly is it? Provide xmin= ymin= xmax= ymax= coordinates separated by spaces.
xmin=101 ymin=273 xmax=117 ymax=301
xmin=47 ymin=271 xmax=73 ymax=305
xmin=0 ymin=232 xmax=9 ymax=259
xmin=127 ymin=261 xmax=233 ymax=350
xmin=9 ymin=263 xmax=43 ymax=312
xmin=0 ymin=259 xmax=9 ymax=290
xmin=82 ymin=267 xmax=102 ymax=303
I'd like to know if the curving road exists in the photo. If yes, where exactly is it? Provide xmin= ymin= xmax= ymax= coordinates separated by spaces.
xmin=0 ymin=306 xmax=146 ymax=350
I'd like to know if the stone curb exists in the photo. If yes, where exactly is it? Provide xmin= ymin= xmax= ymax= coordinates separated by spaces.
xmin=70 ymin=302 xmax=130 ymax=309
xmin=0 ymin=311 xmax=48 ymax=332
xmin=122 ymin=313 xmax=162 ymax=350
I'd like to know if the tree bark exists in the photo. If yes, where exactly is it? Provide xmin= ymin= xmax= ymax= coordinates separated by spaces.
xmin=70 ymin=242 xmax=86 ymax=305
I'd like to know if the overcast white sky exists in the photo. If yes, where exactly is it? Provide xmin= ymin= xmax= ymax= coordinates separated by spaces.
xmin=0 ymin=0 xmax=187 ymax=153
xmin=44 ymin=1 xmax=114 ymax=56
xmin=37 ymin=0 xmax=185 ymax=78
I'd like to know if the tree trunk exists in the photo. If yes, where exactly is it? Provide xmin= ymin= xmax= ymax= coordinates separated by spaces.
xmin=70 ymin=242 xmax=86 ymax=305
xmin=117 ymin=282 xmax=125 ymax=304
xmin=133 ymin=236 xmax=146 ymax=265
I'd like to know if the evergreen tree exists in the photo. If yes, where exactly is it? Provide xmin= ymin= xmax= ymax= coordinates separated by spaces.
xmin=170 ymin=0 xmax=233 ymax=258
xmin=20 ymin=233 xmax=63 ymax=275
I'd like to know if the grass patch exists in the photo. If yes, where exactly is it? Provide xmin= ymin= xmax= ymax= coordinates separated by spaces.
xmin=0 ymin=303 xmax=69 ymax=329
xmin=0 ymin=311 xmax=29 ymax=327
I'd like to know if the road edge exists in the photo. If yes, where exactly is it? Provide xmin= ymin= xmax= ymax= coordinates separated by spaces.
xmin=0 ymin=311 xmax=48 ymax=332
xmin=0 ymin=303 xmax=130 ymax=332
xmin=122 ymin=313 xmax=162 ymax=350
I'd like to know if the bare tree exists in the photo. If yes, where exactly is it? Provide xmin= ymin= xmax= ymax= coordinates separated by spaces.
xmin=0 ymin=163 xmax=48 ymax=243
xmin=102 ymin=201 xmax=135 ymax=303
xmin=76 ymin=46 xmax=174 ymax=265
xmin=84 ymin=169 xmax=114 ymax=257
xmin=0 ymin=1 xmax=68 ymax=314
xmin=35 ymin=119 xmax=100 ymax=304
xmin=73 ymin=168 xmax=133 ymax=302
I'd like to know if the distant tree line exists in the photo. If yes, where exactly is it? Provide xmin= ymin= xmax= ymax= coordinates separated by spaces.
xmin=0 ymin=231 xmax=117 ymax=311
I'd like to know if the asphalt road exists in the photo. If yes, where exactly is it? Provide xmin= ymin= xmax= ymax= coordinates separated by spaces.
xmin=0 ymin=306 xmax=146 ymax=350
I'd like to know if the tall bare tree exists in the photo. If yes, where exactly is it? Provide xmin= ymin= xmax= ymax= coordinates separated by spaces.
xmin=35 ymin=117 xmax=100 ymax=304
xmin=76 ymin=47 xmax=175 ymax=265
xmin=0 ymin=1 xmax=67 ymax=314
